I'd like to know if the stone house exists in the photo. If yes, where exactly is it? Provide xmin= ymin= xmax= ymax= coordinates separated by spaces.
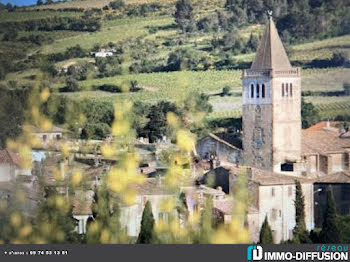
xmin=31 ymin=125 xmax=64 ymax=145
xmin=241 ymin=168 xmax=314 ymax=243
xmin=72 ymin=190 xmax=94 ymax=234
xmin=0 ymin=149 xmax=31 ymax=181
xmin=0 ymin=149 xmax=21 ymax=181
xmin=0 ymin=173 xmax=40 ymax=218
xmin=94 ymin=49 xmax=113 ymax=58
xmin=131 ymin=177 xmax=177 ymax=235
xmin=196 ymin=133 xmax=242 ymax=165
xmin=200 ymin=164 xmax=314 ymax=243
xmin=302 ymin=122 xmax=350 ymax=176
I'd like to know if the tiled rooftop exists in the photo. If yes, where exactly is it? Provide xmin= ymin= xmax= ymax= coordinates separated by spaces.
xmin=0 ymin=149 xmax=20 ymax=166
xmin=302 ymin=127 xmax=350 ymax=155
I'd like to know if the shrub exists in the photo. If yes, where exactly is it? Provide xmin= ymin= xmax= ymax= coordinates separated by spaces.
xmin=221 ymin=86 xmax=232 ymax=96
xmin=166 ymin=49 xmax=211 ymax=71
xmin=2 ymin=29 xmax=18 ymax=41
xmin=93 ymin=84 xmax=122 ymax=93
xmin=344 ymin=82 xmax=350 ymax=95
xmin=109 ymin=0 xmax=125 ymax=10
xmin=174 ymin=0 xmax=196 ymax=33
xmin=65 ymin=77 xmax=80 ymax=92
xmin=130 ymin=80 xmax=141 ymax=92
xmin=330 ymin=51 xmax=349 ymax=67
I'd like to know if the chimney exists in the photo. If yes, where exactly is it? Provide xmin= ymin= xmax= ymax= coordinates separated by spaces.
xmin=247 ymin=167 xmax=253 ymax=179
xmin=209 ymin=154 xmax=217 ymax=169
xmin=60 ymin=162 xmax=65 ymax=179
xmin=156 ymin=175 xmax=162 ymax=186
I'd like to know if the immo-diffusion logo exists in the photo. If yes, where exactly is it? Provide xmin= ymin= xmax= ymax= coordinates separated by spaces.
xmin=247 ymin=246 xmax=263 ymax=261
xmin=247 ymin=245 xmax=349 ymax=261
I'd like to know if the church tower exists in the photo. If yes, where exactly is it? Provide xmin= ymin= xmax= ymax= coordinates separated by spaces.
xmin=242 ymin=14 xmax=301 ymax=175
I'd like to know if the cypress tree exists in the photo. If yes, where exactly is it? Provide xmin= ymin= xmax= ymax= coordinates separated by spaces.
xmin=319 ymin=186 xmax=342 ymax=243
xmin=137 ymin=201 xmax=156 ymax=244
xmin=259 ymin=216 xmax=273 ymax=244
xmin=293 ymin=180 xmax=311 ymax=243
xmin=198 ymin=198 xmax=214 ymax=244
xmin=174 ymin=0 xmax=196 ymax=33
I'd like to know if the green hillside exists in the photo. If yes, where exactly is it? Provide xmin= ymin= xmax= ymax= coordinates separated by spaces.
xmin=1 ymin=0 xmax=350 ymax=138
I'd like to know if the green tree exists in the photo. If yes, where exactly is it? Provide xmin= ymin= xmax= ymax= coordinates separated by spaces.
xmin=330 ymin=51 xmax=349 ymax=67
xmin=0 ymin=87 xmax=28 ymax=148
xmin=336 ymin=214 xmax=350 ymax=243
xmin=245 ymin=33 xmax=259 ymax=53
xmin=225 ymin=0 xmax=247 ymax=27
xmin=80 ymin=100 xmax=114 ymax=139
xmin=344 ymin=82 xmax=350 ymax=96
xmin=65 ymin=77 xmax=80 ymax=92
xmin=183 ymin=92 xmax=213 ymax=114
xmin=301 ymin=98 xmax=320 ymax=129
xmin=167 ymin=48 xmax=211 ymax=71
xmin=196 ymin=198 xmax=215 ymax=243
xmin=137 ymin=201 xmax=156 ymax=244
xmin=174 ymin=0 xmax=196 ymax=33
xmin=40 ymin=59 xmax=57 ymax=77
xmin=319 ymin=186 xmax=342 ymax=243
xmin=143 ymin=101 xmax=179 ymax=143
xmin=34 ymin=188 xmax=79 ymax=243
xmin=221 ymin=86 xmax=232 ymax=97
xmin=293 ymin=180 xmax=311 ymax=243
xmin=109 ymin=0 xmax=125 ymax=10
xmin=2 ymin=29 xmax=18 ymax=41
xmin=246 ymin=0 xmax=265 ymax=24
xmin=37 ymin=0 xmax=43 ymax=5
xmin=259 ymin=216 xmax=273 ymax=244
xmin=87 ymin=184 xmax=123 ymax=243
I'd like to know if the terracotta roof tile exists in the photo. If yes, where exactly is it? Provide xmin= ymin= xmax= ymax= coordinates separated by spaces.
xmin=72 ymin=190 xmax=94 ymax=215
xmin=30 ymin=125 xmax=65 ymax=134
xmin=0 ymin=149 xmax=20 ymax=166
xmin=135 ymin=178 xmax=175 ymax=196
xmin=305 ymin=121 xmax=344 ymax=131
xmin=222 ymin=164 xmax=312 ymax=185
xmin=313 ymin=171 xmax=350 ymax=183
xmin=302 ymin=128 xmax=350 ymax=155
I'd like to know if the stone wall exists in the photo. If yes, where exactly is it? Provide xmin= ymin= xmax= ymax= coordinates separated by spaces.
xmin=242 ymin=76 xmax=273 ymax=170
xmin=0 ymin=164 xmax=15 ymax=182
xmin=257 ymin=183 xmax=313 ymax=243
xmin=242 ymin=71 xmax=302 ymax=175
xmin=271 ymin=77 xmax=301 ymax=175
xmin=196 ymin=136 xmax=241 ymax=164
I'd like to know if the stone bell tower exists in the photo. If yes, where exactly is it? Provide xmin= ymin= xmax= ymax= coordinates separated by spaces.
xmin=242 ymin=13 xmax=302 ymax=175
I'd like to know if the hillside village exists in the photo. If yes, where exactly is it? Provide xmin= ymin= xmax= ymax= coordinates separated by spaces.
xmin=0 ymin=0 xmax=350 ymax=244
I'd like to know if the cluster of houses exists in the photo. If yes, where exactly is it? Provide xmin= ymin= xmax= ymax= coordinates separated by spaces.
xmin=1 ymin=16 xmax=350 ymax=243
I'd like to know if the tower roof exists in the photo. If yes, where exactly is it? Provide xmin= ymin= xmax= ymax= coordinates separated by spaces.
xmin=251 ymin=16 xmax=292 ymax=70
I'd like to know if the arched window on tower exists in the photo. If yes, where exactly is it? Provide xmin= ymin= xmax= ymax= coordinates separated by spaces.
xmin=250 ymin=84 xmax=254 ymax=98
xmin=282 ymin=83 xmax=284 ymax=97
xmin=262 ymin=84 xmax=265 ymax=98
xmin=285 ymin=83 xmax=289 ymax=97
xmin=256 ymin=84 xmax=260 ymax=98
xmin=290 ymin=83 xmax=293 ymax=97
